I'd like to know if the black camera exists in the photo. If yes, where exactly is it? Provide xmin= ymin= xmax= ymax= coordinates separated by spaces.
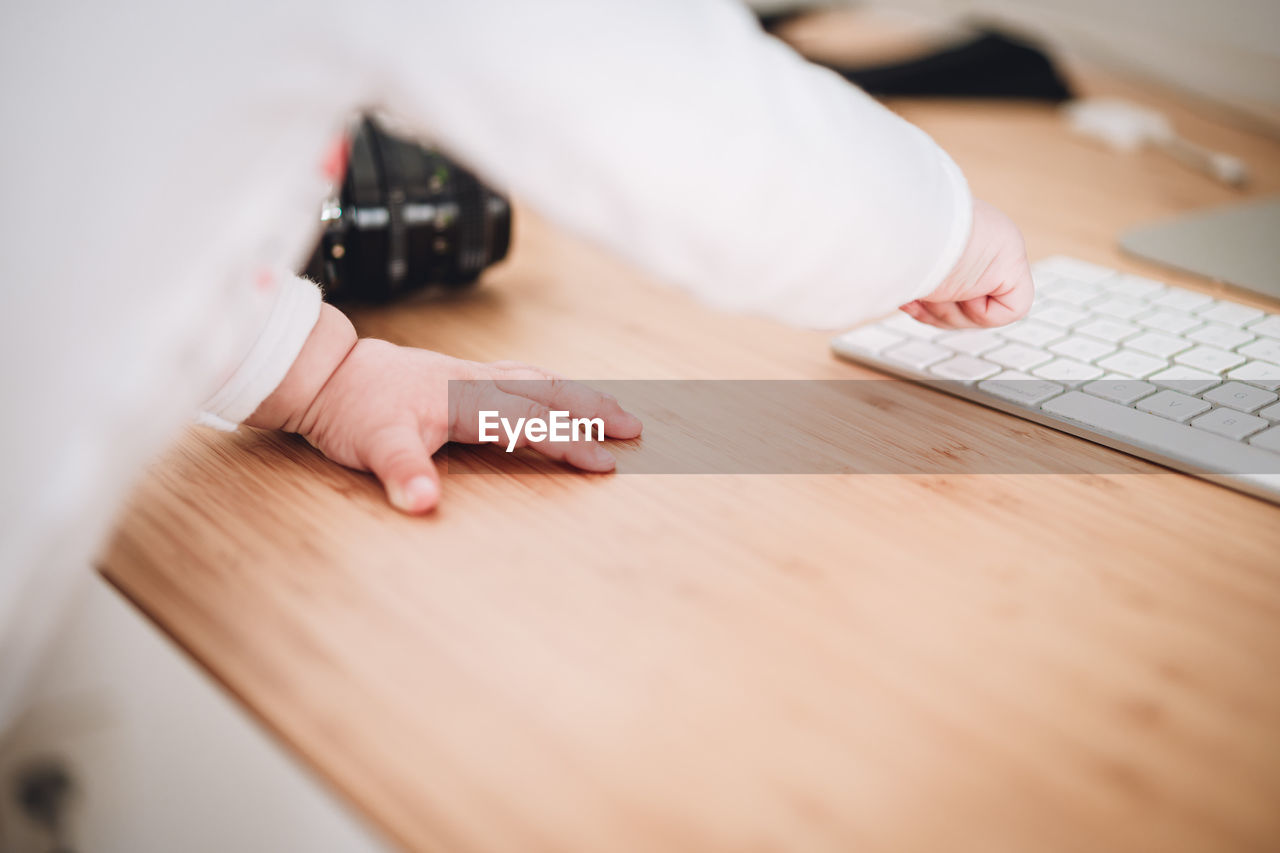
xmin=304 ymin=116 xmax=512 ymax=302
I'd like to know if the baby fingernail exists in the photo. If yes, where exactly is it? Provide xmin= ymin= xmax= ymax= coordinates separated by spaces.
xmin=393 ymin=476 xmax=438 ymax=511
xmin=615 ymin=412 xmax=643 ymax=435
xmin=593 ymin=447 xmax=616 ymax=469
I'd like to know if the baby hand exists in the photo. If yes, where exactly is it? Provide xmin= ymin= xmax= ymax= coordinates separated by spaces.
xmin=248 ymin=306 xmax=642 ymax=514
xmin=899 ymin=198 xmax=1034 ymax=329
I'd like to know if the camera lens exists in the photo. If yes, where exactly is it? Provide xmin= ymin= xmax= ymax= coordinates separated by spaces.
xmin=303 ymin=117 xmax=512 ymax=303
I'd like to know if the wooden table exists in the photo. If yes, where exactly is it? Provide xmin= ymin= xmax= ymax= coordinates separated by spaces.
xmin=101 ymin=17 xmax=1280 ymax=853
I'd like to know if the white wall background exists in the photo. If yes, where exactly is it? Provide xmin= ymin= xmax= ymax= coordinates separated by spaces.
xmin=750 ymin=0 xmax=1280 ymax=132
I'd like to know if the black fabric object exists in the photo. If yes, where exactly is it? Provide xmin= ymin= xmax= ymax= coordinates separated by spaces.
xmin=759 ymin=13 xmax=1074 ymax=103
xmin=835 ymin=30 xmax=1073 ymax=102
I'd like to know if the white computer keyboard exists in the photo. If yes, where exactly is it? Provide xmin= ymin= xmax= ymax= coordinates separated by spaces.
xmin=831 ymin=256 xmax=1280 ymax=504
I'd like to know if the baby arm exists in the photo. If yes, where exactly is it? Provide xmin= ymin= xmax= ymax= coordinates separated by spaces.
xmin=245 ymin=303 xmax=642 ymax=514
xmin=354 ymin=0 xmax=1031 ymax=330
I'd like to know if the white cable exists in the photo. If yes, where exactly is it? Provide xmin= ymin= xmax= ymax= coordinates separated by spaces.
xmin=1063 ymin=97 xmax=1249 ymax=187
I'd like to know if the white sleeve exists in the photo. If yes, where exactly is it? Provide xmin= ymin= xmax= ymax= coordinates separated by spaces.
xmin=197 ymin=275 xmax=323 ymax=431
xmin=357 ymin=0 xmax=971 ymax=328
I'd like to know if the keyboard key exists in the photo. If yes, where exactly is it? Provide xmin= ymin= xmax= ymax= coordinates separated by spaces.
xmin=1135 ymin=309 xmax=1201 ymax=335
xmin=1186 ymin=323 xmax=1254 ymax=350
xmin=1030 ymin=302 xmax=1091 ymax=329
xmin=1136 ymin=390 xmax=1212 ymax=422
xmin=987 ymin=343 xmax=1053 ymax=371
xmin=1034 ymin=256 xmax=1115 ymax=284
xmin=1246 ymin=315 xmax=1280 ymax=339
xmin=1202 ymin=382 xmax=1278 ymax=414
xmin=1153 ymin=287 xmax=1214 ymax=313
xmin=836 ymin=326 xmax=906 ymax=354
xmin=1126 ymin=332 xmax=1193 ymax=359
xmin=1042 ymin=391 xmax=1280 ymax=474
xmin=1031 ymin=269 xmax=1061 ymax=292
xmin=1252 ymin=427 xmax=1280 ymax=453
xmin=1095 ymin=350 xmax=1167 ymax=378
xmin=937 ymin=329 xmax=1003 ymax=356
xmin=929 ymin=355 xmax=1001 ymax=382
xmin=1109 ymin=274 xmax=1165 ymax=299
xmin=1049 ymin=335 xmax=1115 ymax=363
xmin=978 ymin=371 xmax=1064 ymax=407
xmin=881 ymin=313 xmax=945 ymax=340
xmin=1083 ymin=377 xmax=1157 ymax=405
xmin=1001 ymin=321 xmax=1065 ymax=347
xmin=883 ymin=339 xmax=953 ymax=370
xmin=1076 ymin=318 xmax=1140 ymax=343
xmin=1052 ymin=284 xmax=1103 ymax=307
xmin=1238 ymin=338 xmax=1280 ymax=365
xmin=1191 ymin=408 xmax=1270 ymax=441
xmin=1228 ymin=361 xmax=1280 ymax=391
xmin=1197 ymin=301 xmax=1265 ymax=327
xmin=1261 ymin=402 xmax=1280 ymax=421
xmin=1150 ymin=366 xmax=1221 ymax=395
xmin=1091 ymin=297 xmax=1149 ymax=320
xmin=1033 ymin=358 xmax=1105 ymax=385
xmin=1175 ymin=346 xmax=1247 ymax=374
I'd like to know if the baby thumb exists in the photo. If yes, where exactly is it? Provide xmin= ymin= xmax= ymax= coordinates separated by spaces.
xmin=366 ymin=424 xmax=441 ymax=514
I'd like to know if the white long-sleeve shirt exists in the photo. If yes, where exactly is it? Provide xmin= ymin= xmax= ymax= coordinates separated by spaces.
xmin=0 ymin=0 xmax=970 ymax=721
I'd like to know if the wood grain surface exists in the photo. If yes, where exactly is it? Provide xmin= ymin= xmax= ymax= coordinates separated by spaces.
xmin=101 ymin=14 xmax=1280 ymax=853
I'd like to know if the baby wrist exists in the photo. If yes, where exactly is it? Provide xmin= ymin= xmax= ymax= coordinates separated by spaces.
xmin=246 ymin=302 xmax=358 ymax=433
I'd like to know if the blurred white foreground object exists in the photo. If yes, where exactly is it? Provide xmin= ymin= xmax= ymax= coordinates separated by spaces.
xmin=1064 ymin=97 xmax=1249 ymax=187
